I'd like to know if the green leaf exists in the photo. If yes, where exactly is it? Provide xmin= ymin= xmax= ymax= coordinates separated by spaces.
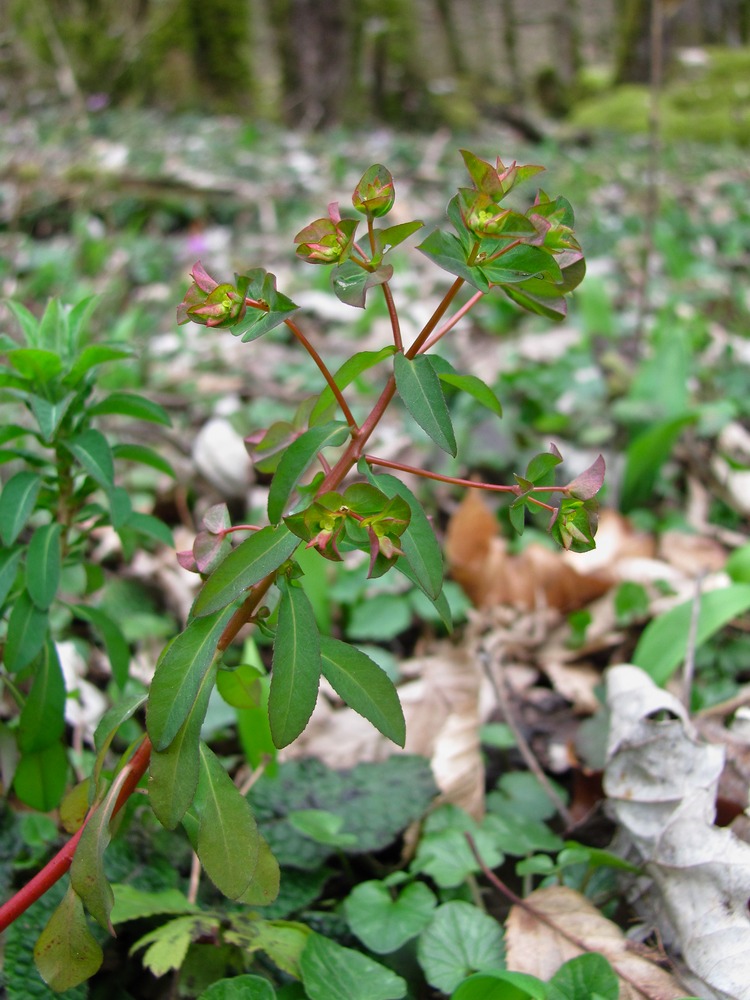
xmin=18 ymin=640 xmax=66 ymax=753
xmin=94 ymin=691 xmax=148 ymax=754
xmin=411 ymin=805 xmax=503 ymax=888
xmin=547 ymin=954 xmax=619 ymax=1000
xmin=361 ymin=464 xmax=444 ymax=600
xmin=288 ymin=809 xmax=358 ymax=847
xmin=418 ymin=901 xmax=505 ymax=994
xmin=4 ymin=589 xmax=48 ymax=673
xmin=231 ymin=269 xmax=298 ymax=343
xmin=309 ymin=346 xmax=396 ymax=425
xmin=125 ymin=511 xmax=174 ymax=547
xmin=29 ymin=393 xmax=76 ymax=441
xmin=0 ymin=547 xmax=22 ymax=609
xmin=346 ymin=879 xmax=437 ymax=954
xmin=70 ymin=603 xmax=131 ymax=688
xmin=481 ymin=244 xmax=561 ymax=286
xmin=331 ymin=260 xmax=393 ymax=308
xmin=13 ymin=741 xmax=69 ymax=811
xmin=417 ymin=228 xmax=489 ymax=292
xmin=149 ymin=661 xmax=217 ymax=829
xmin=25 ymin=522 xmax=62 ymax=609
xmin=620 ymin=414 xmax=697 ymax=512
xmin=394 ymin=353 xmax=456 ymax=456
xmin=375 ymin=220 xmax=424 ymax=253
xmin=432 ymin=362 xmax=503 ymax=417
xmin=346 ymin=592 xmax=412 ymax=642
xmin=63 ymin=345 xmax=132 ymax=385
xmin=64 ymin=428 xmax=115 ymax=490
xmin=199 ymin=976 xmax=277 ymax=1000
xmin=0 ymin=470 xmax=42 ymax=546
xmin=112 ymin=443 xmax=176 ymax=477
xmin=33 ymin=885 xmax=103 ymax=991
xmin=451 ymin=971 xmax=547 ymax=1000
xmin=301 ymin=933 xmax=407 ymax=1000
xmin=7 ymin=348 xmax=63 ymax=381
xmin=217 ymin=662 xmax=264 ymax=709
xmin=269 ymin=583 xmax=321 ymax=748
xmin=633 ymin=583 xmax=750 ymax=686
xmin=111 ymin=885 xmax=198 ymax=924
xmin=88 ymin=391 xmax=171 ymax=425
xmin=190 ymin=742 xmax=277 ymax=901
xmin=132 ymin=914 xmax=219 ymax=977
xmin=193 ymin=523 xmax=299 ymax=617
xmin=147 ymin=607 xmax=234 ymax=750
xmin=6 ymin=299 xmax=40 ymax=345
xmin=319 ymin=636 xmax=405 ymax=747
xmin=268 ymin=421 xmax=349 ymax=524
xmin=70 ymin=770 xmax=127 ymax=931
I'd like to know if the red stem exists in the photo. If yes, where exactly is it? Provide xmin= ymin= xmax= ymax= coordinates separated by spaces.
xmin=0 ymin=736 xmax=153 ymax=932
xmin=284 ymin=317 xmax=358 ymax=432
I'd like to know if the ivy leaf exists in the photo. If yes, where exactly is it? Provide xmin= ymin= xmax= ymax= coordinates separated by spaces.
xmin=147 ymin=606 xmax=235 ymax=751
xmin=319 ymin=636 xmax=405 ymax=747
xmin=269 ymin=583 xmax=321 ymax=748
xmin=394 ymin=353 xmax=456 ymax=456
xmin=345 ymin=880 xmax=437 ymax=954
xmin=34 ymin=885 xmax=103 ymax=991
xmin=193 ymin=523 xmax=299 ymax=617
xmin=267 ymin=421 xmax=350 ymax=524
xmin=417 ymin=901 xmax=505 ymax=994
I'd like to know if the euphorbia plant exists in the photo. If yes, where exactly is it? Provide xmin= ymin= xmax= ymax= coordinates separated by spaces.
xmin=0 ymin=150 xmax=603 ymax=991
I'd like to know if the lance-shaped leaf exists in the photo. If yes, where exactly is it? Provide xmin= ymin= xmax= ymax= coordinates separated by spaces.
xmin=71 ymin=766 xmax=133 ymax=932
xmin=4 ymin=589 xmax=48 ymax=673
xmin=0 ymin=548 xmax=22 ymax=609
xmin=0 ymin=470 xmax=41 ymax=546
xmin=360 ymin=462 xmax=444 ymax=601
xmin=310 ymin=346 xmax=396 ymax=425
xmin=269 ymin=582 xmax=321 ymax=748
xmin=112 ymin=443 xmax=176 ymax=478
xmin=187 ymin=742 xmax=278 ymax=902
xmin=63 ymin=428 xmax=115 ymax=491
xmin=375 ymin=220 xmax=423 ymax=254
xmin=230 ymin=269 xmax=298 ymax=343
xmin=429 ymin=355 xmax=503 ymax=418
xmin=34 ymin=885 xmax=103 ymax=991
xmin=29 ymin=393 xmax=76 ymax=442
xmin=18 ymin=639 xmax=65 ymax=753
xmin=13 ymin=741 xmax=68 ymax=811
xmin=149 ymin=660 xmax=217 ymax=829
xmin=193 ymin=523 xmax=299 ymax=618
xmin=88 ymin=391 xmax=171 ymax=426
xmin=147 ymin=606 xmax=235 ymax=750
xmin=71 ymin=604 xmax=130 ymax=689
xmin=394 ymin=353 xmax=456 ymax=457
xmin=62 ymin=345 xmax=132 ymax=387
xmin=320 ymin=637 xmax=405 ymax=747
xmin=25 ymin=522 xmax=61 ymax=610
xmin=267 ymin=421 xmax=350 ymax=524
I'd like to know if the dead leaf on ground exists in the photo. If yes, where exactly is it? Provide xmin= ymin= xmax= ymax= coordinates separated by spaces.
xmin=605 ymin=665 xmax=750 ymax=1000
xmin=505 ymin=884 xmax=689 ymax=999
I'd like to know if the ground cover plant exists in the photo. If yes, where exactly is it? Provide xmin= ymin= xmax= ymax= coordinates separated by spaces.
xmin=1 ymin=115 xmax=750 ymax=999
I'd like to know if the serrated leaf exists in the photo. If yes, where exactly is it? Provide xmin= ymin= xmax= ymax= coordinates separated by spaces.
xmin=112 ymin=443 xmax=176 ymax=477
xmin=0 ymin=470 xmax=42 ymax=546
xmin=633 ymin=583 xmax=750 ymax=686
xmin=394 ymin=352 xmax=456 ymax=456
xmin=269 ymin=583 xmax=321 ymax=748
xmin=267 ymin=421 xmax=349 ymax=523
xmin=149 ymin=661 xmax=217 ymax=829
xmin=301 ymin=933 xmax=407 ymax=1000
xmin=418 ymin=901 xmax=505 ymax=994
xmin=4 ymin=589 xmax=48 ymax=673
xmin=25 ymin=522 xmax=62 ymax=609
xmin=18 ymin=640 xmax=65 ymax=753
xmin=34 ymin=885 xmax=103 ymax=991
xmin=309 ymin=346 xmax=396 ymax=425
xmin=13 ymin=741 xmax=68 ymax=811
xmin=64 ymin=428 xmax=115 ymax=490
xmin=131 ymin=914 xmax=219 ymax=977
xmin=193 ymin=523 xmax=299 ymax=617
xmin=190 ymin=742 xmax=275 ymax=901
xmin=88 ymin=391 xmax=171 ymax=425
xmin=147 ymin=606 xmax=234 ymax=750
xmin=319 ymin=636 xmax=405 ymax=747
xmin=70 ymin=603 xmax=130 ymax=688
xmin=345 ymin=880 xmax=436 ymax=954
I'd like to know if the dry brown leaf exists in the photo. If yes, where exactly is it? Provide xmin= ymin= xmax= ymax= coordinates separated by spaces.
xmin=445 ymin=491 xmax=611 ymax=612
xmin=505 ymin=885 xmax=688 ymax=999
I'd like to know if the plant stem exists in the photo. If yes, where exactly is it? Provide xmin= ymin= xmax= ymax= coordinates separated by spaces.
xmin=284 ymin=317 xmax=358 ymax=432
xmin=0 ymin=735 xmax=152 ymax=933
xmin=420 ymin=289 xmax=485 ymax=353
xmin=406 ymin=277 xmax=465 ymax=358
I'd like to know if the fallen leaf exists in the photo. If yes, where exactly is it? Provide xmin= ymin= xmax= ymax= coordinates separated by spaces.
xmin=505 ymin=885 xmax=688 ymax=999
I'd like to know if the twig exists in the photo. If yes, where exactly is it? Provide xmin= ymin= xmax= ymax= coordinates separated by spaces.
xmin=465 ymin=833 xmax=655 ymax=999
xmin=187 ymin=852 xmax=201 ymax=906
xmin=479 ymin=645 xmax=574 ymax=829
xmin=681 ymin=571 xmax=705 ymax=710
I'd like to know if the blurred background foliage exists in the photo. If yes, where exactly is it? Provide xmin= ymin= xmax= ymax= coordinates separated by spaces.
xmin=2 ymin=0 xmax=749 ymax=138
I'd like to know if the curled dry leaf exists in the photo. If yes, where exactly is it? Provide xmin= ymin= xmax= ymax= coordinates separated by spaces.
xmin=605 ymin=664 xmax=750 ymax=1000
xmin=505 ymin=884 xmax=688 ymax=999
